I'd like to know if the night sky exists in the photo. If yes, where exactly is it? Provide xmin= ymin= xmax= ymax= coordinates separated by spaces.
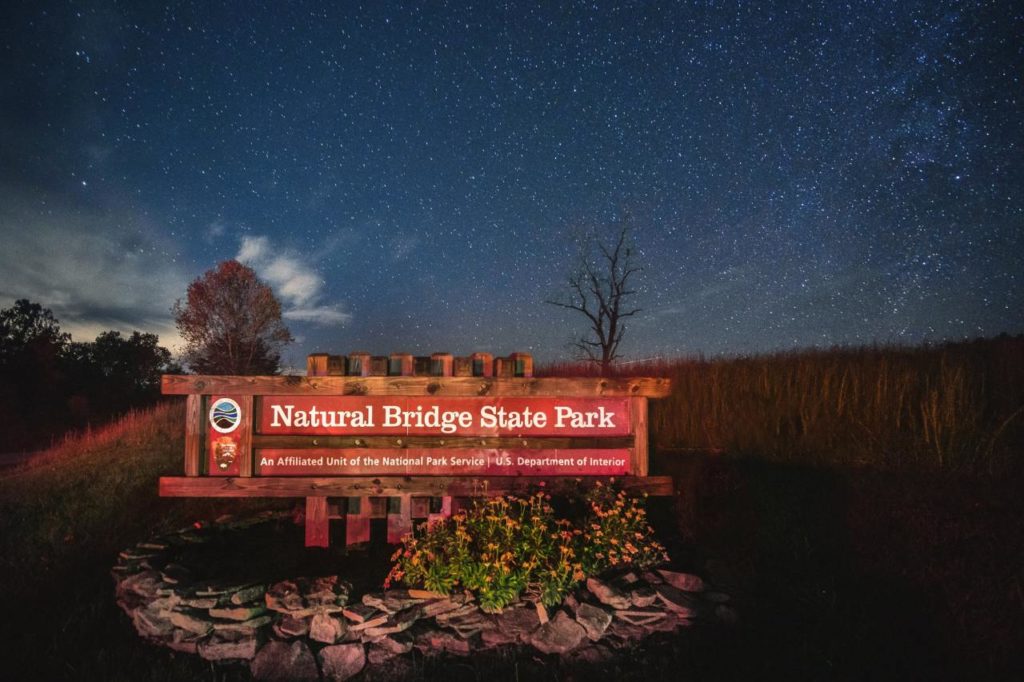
xmin=1 ymin=1 xmax=1021 ymax=367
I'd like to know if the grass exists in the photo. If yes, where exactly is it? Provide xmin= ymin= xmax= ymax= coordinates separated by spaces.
xmin=0 ymin=402 xmax=286 ymax=681
xmin=541 ymin=336 xmax=1024 ymax=475
xmin=1 ymin=339 xmax=1022 ymax=679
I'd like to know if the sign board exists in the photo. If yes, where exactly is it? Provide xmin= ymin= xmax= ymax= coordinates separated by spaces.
xmin=161 ymin=351 xmax=673 ymax=548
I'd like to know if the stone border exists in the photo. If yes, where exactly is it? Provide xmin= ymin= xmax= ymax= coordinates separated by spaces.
xmin=113 ymin=513 xmax=736 ymax=680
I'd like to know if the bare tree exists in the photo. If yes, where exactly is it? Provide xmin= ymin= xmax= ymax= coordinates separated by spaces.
xmin=546 ymin=226 xmax=642 ymax=374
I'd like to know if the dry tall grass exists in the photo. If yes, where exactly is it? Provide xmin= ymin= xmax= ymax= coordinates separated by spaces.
xmin=540 ymin=337 xmax=1024 ymax=474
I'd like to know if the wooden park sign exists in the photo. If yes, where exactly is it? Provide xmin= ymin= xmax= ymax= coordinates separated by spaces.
xmin=161 ymin=352 xmax=672 ymax=547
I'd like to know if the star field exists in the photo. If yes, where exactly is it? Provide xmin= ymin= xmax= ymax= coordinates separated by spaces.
xmin=1 ymin=1 xmax=1021 ymax=365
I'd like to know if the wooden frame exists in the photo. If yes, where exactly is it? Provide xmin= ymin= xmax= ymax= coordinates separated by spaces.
xmin=161 ymin=352 xmax=671 ymax=547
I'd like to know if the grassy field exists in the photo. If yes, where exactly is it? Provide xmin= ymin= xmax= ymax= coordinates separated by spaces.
xmin=543 ymin=336 xmax=1024 ymax=475
xmin=1 ymin=339 xmax=1022 ymax=680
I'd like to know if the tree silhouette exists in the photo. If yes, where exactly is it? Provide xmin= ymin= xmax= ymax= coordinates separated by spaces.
xmin=173 ymin=260 xmax=293 ymax=374
xmin=546 ymin=226 xmax=642 ymax=374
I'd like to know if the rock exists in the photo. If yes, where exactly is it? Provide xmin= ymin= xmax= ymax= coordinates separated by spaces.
xmin=179 ymin=596 xmax=219 ymax=609
xmin=160 ymin=563 xmax=193 ymax=585
xmin=414 ymin=629 xmax=471 ymax=656
xmin=168 ymin=609 xmax=213 ymax=636
xmin=646 ymin=613 xmax=686 ymax=632
xmin=376 ymin=633 xmax=413 ymax=655
xmin=319 ymin=643 xmax=366 ymax=681
xmin=251 ymin=640 xmax=319 ymax=681
xmin=408 ymin=589 xmax=447 ymax=599
xmin=367 ymin=644 xmax=396 ymax=665
xmin=420 ymin=595 xmax=468 ymax=618
xmin=658 ymin=569 xmax=705 ymax=592
xmin=265 ymin=580 xmax=304 ymax=613
xmin=586 ymin=577 xmax=632 ymax=610
xmin=362 ymin=589 xmax=423 ymax=614
xmin=342 ymin=603 xmax=379 ymax=623
xmin=654 ymin=584 xmax=699 ymax=618
xmin=530 ymin=611 xmax=586 ymax=655
xmin=213 ymin=614 xmax=272 ymax=632
xmin=613 ymin=606 xmax=666 ymax=626
xmin=630 ymin=585 xmax=658 ymax=608
xmin=229 ymin=584 xmax=267 ymax=606
xmin=209 ymin=605 xmax=267 ymax=621
xmin=641 ymin=571 xmax=664 ymax=585
xmin=273 ymin=614 xmax=310 ymax=638
xmin=619 ymin=572 xmax=639 ymax=584
xmin=434 ymin=603 xmax=479 ymax=625
xmin=488 ymin=603 xmax=541 ymax=642
xmin=163 ymin=628 xmax=202 ymax=654
xmin=347 ymin=611 xmax=389 ymax=631
xmin=575 ymin=603 xmax=612 ymax=640
xmin=480 ymin=625 xmax=517 ymax=648
xmin=310 ymin=613 xmax=347 ymax=643
xmin=363 ymin=604 xmax=423 ymax=637
xmin=198 ymin=632 xmax=259 ymax=661
xmin=604 ymin=620 xmax=646 ymax=647
xmin=118 ymin=570 xmax=164 ymax=601
xmin=440 ymin=609 xmax=491 ymax=639
xmin=535 ymin=601 xmax=549 ymax=624
xmin=131 ymin=605 xmax=175 ymax=638
xmin=304 ymin=575 xmax=350 ymax=606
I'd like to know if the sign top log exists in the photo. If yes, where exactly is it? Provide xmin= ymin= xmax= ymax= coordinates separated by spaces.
xmin=161 ymin=374 xmax=672 ymax=398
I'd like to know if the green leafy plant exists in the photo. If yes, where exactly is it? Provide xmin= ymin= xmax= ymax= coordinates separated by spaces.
xmin=385 ymin=485 xmax=668 ymax=610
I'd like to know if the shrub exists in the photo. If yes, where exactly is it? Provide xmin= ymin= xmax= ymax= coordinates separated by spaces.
xmin=384 ymin=486 xmax=668 ymax=610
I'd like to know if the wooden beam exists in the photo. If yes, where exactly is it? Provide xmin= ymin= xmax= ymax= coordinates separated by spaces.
xmin=305 ymin=496 xmax=329 ymax=548
xmin=630 ymin=396 xmax=649 ymax=477
xmin=252 ymin=434 xmax=634 ymax=450
xmin=159 ymin=475 xmax=674 ymax=497
xmin=162 ymin=375 xmax=672 ymax=398
xmin=184 ymin=394 xmax=202 ymax=477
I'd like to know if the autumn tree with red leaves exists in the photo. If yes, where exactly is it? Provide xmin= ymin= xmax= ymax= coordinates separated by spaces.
xmin=173 ymin=260 xmax=293 ymax=374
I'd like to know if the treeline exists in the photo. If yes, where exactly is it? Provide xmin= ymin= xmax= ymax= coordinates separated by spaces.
xmin=0 ymin=300 xmax=180 ymax=453
xmin=540 ymin=336 xmax=1024 ymax=475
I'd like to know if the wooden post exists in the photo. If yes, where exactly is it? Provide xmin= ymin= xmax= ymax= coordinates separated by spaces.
xmin=430 ymin=353 xmax=453 ymax=376
xmin=630 ymin=397 xmax=649 ymax=477
xmin=307 ymin=354 xmax=329 ymax=377
xmin=347 ymin=352 xmax=371 ymax=377
xmin=427 ymin=495 xmax=452 ymax=527
xmin=387 ymin=494 xmax=413 ymax=544
xmin=345 ymin=496 xmax=370 ymax=546
xmin=370 ymin=356 xmax=388 ymax=376
xmin=327 ymin=355 xmax=346 ymax=375
xmin=510 ymin=352 xmax=533 ymax=377
xmin=494 ymin=356 xmax=513 ymax=378
xmin=305 ymin=496 xmax=329 ymax=548
xmin=453 ymin=356 xmax=472 ymax=376
xmin=184 ymin=394 xmax=202 ymax=477
xmin=237 ymin=395 xmax=254 ymax=477
xmin=432 ymin=353 xmax=454 ymax=521
xmin=471 ymin=352 xmax=493 ymax=377
xmin=388 ymin=353 xmax=413 ymax=376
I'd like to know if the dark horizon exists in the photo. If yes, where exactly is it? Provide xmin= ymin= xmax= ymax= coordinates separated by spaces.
xmin=1 ymin=1 xmax=1022 ymax=366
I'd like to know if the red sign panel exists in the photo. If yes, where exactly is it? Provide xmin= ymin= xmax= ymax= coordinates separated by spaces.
xmin=258 ymin=397 xmax=631 ymax=437
xmin=257 ymin=448 xmax=631 ymax=476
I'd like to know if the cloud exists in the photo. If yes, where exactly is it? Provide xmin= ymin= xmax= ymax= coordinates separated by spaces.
xmin=0 ymin=183 xmax=188 ymax=350
xmin=236 ymin=235 xmax=351 ymax=326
